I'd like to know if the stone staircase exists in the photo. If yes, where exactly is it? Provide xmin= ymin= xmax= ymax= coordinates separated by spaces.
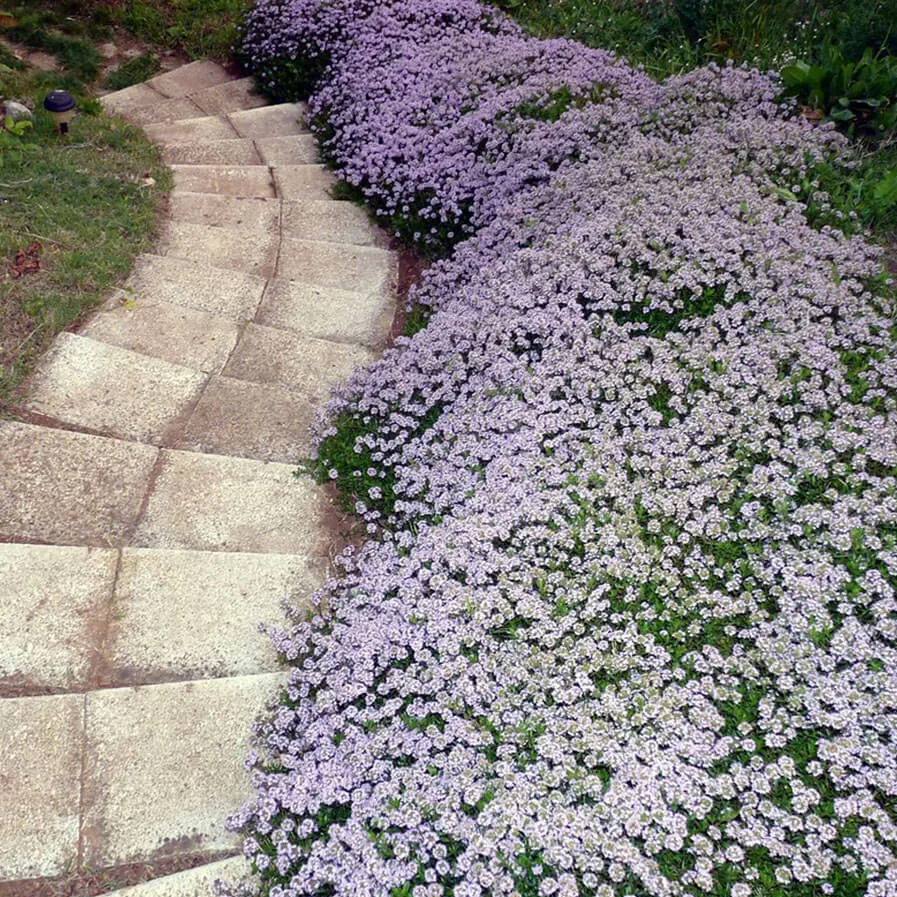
xmin=0 ymin=61 xmax=396 ymax=896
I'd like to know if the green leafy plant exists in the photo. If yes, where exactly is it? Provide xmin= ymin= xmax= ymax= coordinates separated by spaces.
xmin=780 ymin=44 xmax=897 ymax=138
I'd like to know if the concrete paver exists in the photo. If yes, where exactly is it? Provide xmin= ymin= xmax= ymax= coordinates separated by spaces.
xmin=228 ymin=103 xmax=308 ymax=137
xmin=124 ymin=97 xmax=205 ymax=127
xmin=278 ymin=237 xmax=396 ymax=293
xmin=126 ymin=254 xmax=266 ymax=321
xmin=271 ymin=164 xmax=336 ymax=201
xmin=282 ymin=199 xmax=379 ymax=245
xmin=158 ymin=220 xmax=280 ymax=278
xmin=170 ymin=163 xmax=275 ymax=197
xmin=23 ymin=333 xmax=206 ymax=444
xmin=134 ymin=449 xmax=330 ymax=554
xmin=0 ymin=544 xmax=117 ymax=691
xmin=0 ymin=694 xmax=84 ymax=879
xmin=190 ymin=78 xmax=268 ymax=115
xmin=167 ymin=192 xmax=280 ymax=231
xmin=100 ymin=82 xmax=164 ymax=115
xmin=224 ymin=323 xmax=371 ymax=402
xmin=256 ymin=277 xmax=394 ymax=346
xmin=255 ymin=134 xmax=319 ymax=165
xmin=0 ymin=422 xmax=157 ymax=546
xmin=81 ymin=675 xmax=282 ymax=867
xmin=143 ymin=115 xmax=239 ymax=145
xmin=147 ymin=60 xmax=233 ymax=99
xmin=161 ymin=138 xmax=262 ymax=165
xmin=109 ymin=549 xmax=325 ymax=683
xmin=81 ymin=294 xmax=240 ymax=373
xmin=176 ymin=375 xmax=316 ymax=462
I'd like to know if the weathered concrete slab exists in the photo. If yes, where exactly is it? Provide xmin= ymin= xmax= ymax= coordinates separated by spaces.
xmin=134 ymin=449 xmax=330 ymax=554
xmin=97 ymin=857 xmax=255 ymax=897
xmin=271 ymin=164 xmax=336 ymax=201
xmin=256 ymin=277 xmax=395 ymax=347
xmin=228 ymin=103 xmax=307 ymax=137
xmin=167 ymin=192 xmax=280 ymax=231
xmin=161 ymin=138 xmax=262 ymax=166
xmin=158 ymin=220 xmax=279 ymax=278
xmin=23 ymin=333 xmax=207 ymax=444
xmin=281 ymin=199 xmax=380 ymax=246
xmin=0 ymin=422 xmax=157 ymax=546
xmin=255 ymin=134 xmax=318 ymax=165
xmin=190 ymin=77 xmax=268 ymax=115
xmin=101 ymin=82 xmax=165 ymax=115
xmin=126 ymin=254 xmax=266 ymax=321
xmin=81 ymin=674 xmax=282 ymax=867
xmin=176 ymin=375 xmax=316 ymax=462
xmin=0 ymin=694 xmax=84 ymax=878
xmin=81 ymin=294 xmax=240 ymax=374
xmin=110 ymin=549 xmax=325 ymax=683
xmin=224 ymin=323 xmax=371 ymax=403
xmin=143 ymin=115 xmax=239 ymax=146
xmin=0 ymin=544 xmax=117 ymax=691
xmin=277 ymin=237 xmax=396 ymax=294
xmin=123 ymin=97 xmax=206 ymax=127
xmin=170 ymin=164 xmax=275 ymax=198
xmin=147 ymin=60 xmax=233 ymax=98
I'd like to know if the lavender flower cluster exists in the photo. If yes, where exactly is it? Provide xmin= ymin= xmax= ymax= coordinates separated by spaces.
xmin=232 ymin=2 xmax=897 ymax=896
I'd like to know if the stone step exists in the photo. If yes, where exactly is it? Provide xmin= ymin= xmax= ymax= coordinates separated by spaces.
xmin=272 ymin=163 xmax=336 ymax=201
xmin=173 ymin=374 xmax=317 ymax=462
xmin=157 ymin=218 xmax=279 ymax=277
xmin=22 ymin=333 xmax=207 ymax=445
xmin=256 ymin=276 xmax=395 ymax=346
xmin=278 ymin=237 xmax=396 ymax=294
xmin=0 ymin=693 xmax=84 ymax=879
xmin=228 ymin=103 xmax=308 ymax=137
xmin=161 ymin=138 xmax=262 ymax=165
xmin=100 ymin=82 xmax=165 ymax=115
xmin=125 ymin=254 xmax=266 ymax=322
xmin=122 ymin=96 xmax=207 ymax=127
xmin=0 ymin=421 xmax=157 ymax=547
xmin=143 ymin=115 xmax=240 ymax=146
xmin=132 ymin=448 xmax=330 ymax=554
xmin=282 ymin=198 xmax=381 ymax=246
xmin=170 ymin=163 xmax=275 ymax=198
xmin=146 ymin=60 xmax=233 ymax=99
xmin=255 ymin=133 xmax=318 ymax=165
xmin=0 ymin=544 xmax=116 ymax=693
xmin=167 ymin=192 xmax=280 ymax=231
xmin=108 ymin=548 xmax=324 ymax=684
xmin=189 ymin=77 xmax=268 ymax=116
xmin=223 ymin=322 xmax=372 ymax=403
xmin=94 ymin=857 xmax=254 ymax=897
xmin=81 ymin=293 xmax=241 ymax=374
xmin=79 ymin=674 xmax=283 ymax=868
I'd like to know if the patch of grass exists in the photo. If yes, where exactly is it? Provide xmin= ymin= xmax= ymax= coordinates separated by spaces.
xmin=112 ymin=0 xmax=251 ymax=61
xmin=0 ymin=68 xmax=169 ymax=406
xmin=103 ymin=52 xmax=160 ymax=91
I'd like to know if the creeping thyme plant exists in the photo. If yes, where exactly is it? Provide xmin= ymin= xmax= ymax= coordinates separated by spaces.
xmin=230 ymin=2 xmax=897 ymax=895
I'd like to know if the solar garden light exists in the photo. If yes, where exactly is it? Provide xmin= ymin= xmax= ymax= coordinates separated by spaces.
xmin=43 ymin=90 xmax=76 ymax=134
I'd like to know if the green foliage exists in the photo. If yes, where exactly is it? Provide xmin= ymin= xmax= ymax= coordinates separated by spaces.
xmin=113 ymin=0 xmax=251 ymax=61
xmin=780 ymin=45 xmax=897 ymax=138
xmin=103 ymin=53 xmax=160 ymax=91
xmin=0 ymin=68 xmax=169 ymax=404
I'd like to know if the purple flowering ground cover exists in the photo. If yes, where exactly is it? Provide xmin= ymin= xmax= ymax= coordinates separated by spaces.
xmin=228 ymin=2 xmax=897 ymax=896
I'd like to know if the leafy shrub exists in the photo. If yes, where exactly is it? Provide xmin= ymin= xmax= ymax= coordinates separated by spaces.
xmin=780 ymin=45 xmax=897 ymax=138
xmin=231 ymin=2 xmax=897 ymax=897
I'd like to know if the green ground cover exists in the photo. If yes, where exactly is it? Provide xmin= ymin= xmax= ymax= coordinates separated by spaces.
xmin=0 ymin=60 xmax=168 ymax=405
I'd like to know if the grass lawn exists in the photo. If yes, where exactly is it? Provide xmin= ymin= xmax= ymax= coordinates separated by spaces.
xmin=0 ymin=63 xmax=169 ymax=406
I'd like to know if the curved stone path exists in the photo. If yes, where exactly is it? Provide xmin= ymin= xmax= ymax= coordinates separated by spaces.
xmin=0 ymin=61 xmax=395 ymax=896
